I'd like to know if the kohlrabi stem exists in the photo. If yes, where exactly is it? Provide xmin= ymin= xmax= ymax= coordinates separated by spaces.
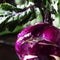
xmin=48 ymin=11 xmax=53 ymax=25
xmin=35 ymin=0 xmax=53 ymax=25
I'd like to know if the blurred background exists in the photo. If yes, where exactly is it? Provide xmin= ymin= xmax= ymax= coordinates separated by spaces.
xmin=0 ymin=34 xmax=19 ymax=60
xmin=0 ymin=0 xmax=19 ymax=60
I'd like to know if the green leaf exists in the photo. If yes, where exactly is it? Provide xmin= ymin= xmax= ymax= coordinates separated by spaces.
xmin=29 ymin=0 xmax=34 ymax=2
xmin=51 ymin=0 xmax=58 ymax=12
xmin=23 ymin=7 xmax=43 ymax=27
xmin=0 ymin=28 xmax=11 ymax=35
xmin=58 ymin=0 xmax=60 ymax=13
xmin=15 ymin=0 xmax=26 ymax=5
xmin=13 ymin=26 xmax=24 ymax=33
xmin=53 ymin=14 xmax=60 ymax=29
xmin=0 ymin=2 xmax=44 ymax=36
xmin=0 ymin=3 xmax=22 ymax=12
xmin=35 ymin=8 xmax=43 ymax=22
xmin=0 ymin=15 xmax=12 ymax=24
xmin=0 ymin=9 xmax=12 ymax=16
xmin=36 ymin=14 xmax=43 ymax=22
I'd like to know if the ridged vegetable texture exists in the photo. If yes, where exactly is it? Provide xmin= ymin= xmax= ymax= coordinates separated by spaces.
xmin=15 ymin=23 xmax=60 ymax=60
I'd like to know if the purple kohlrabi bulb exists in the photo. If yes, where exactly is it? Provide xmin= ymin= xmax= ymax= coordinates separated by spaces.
xmin=15 ymin=23 xmax=60 ymax=60
xmin=43 ymin=26 xmax=59 ymax=43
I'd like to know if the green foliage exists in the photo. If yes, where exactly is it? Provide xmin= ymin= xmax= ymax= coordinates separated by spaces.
xmin=15 ymin=0 xmax=26 ymax=5
xmin=0 ymin=2 xmax=43 ymax=35
xmin=0 ymin=3 xmax=22 ymax=12
xmin=0 ymin=0 xmax=60 ymax=35
xmin=50 ymin=0 xmax=60 ymax=29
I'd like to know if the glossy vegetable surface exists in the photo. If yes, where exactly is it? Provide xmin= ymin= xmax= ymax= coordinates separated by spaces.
xmin=15 ymin=23 xmax=60 ymax=60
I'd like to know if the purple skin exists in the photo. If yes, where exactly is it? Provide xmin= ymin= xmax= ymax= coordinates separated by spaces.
xmin=15 ymin=23 xmax=60 ymax=60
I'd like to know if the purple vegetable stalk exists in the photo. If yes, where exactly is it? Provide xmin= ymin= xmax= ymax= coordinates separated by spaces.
xmin=15 ymin=23 xmax=60 ymax=60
